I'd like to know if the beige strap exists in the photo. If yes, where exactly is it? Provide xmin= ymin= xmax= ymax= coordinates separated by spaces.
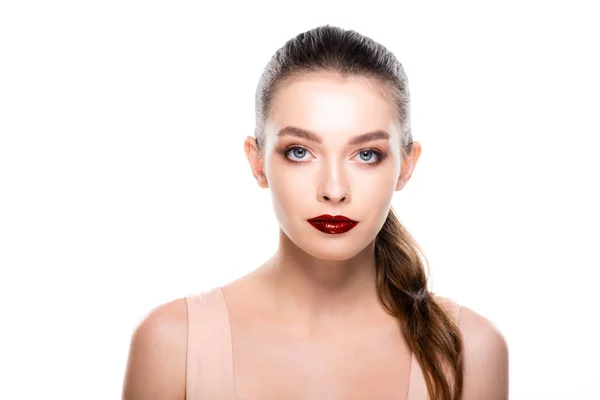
xmin=185 ymin=287 xmax=236 ymax=400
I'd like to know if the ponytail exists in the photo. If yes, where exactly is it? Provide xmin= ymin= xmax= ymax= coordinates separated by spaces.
xmin=375 ymin=207 xmax=464 ymax=400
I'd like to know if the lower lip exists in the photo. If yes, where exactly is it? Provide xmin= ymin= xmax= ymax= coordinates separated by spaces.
xmin=307 ymin=220 xmax=358 ymax=234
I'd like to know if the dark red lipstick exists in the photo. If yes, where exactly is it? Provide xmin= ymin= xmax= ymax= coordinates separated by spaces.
xmin=306 ymin=214 xmax=359 ymax=234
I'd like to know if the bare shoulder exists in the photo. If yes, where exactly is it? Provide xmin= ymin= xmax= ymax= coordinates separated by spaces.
xmin=122 ymin=297 xmax=188 ymax=400
xmin=458 ymin=304 xmax=510 ymax=400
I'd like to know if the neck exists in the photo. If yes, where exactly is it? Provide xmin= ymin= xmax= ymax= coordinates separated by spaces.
xmin=261 ymin=228 xmax=385 ymax=327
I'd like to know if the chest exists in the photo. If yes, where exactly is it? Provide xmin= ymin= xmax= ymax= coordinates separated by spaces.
xmin=230 ymin=322 xmax=413 ymax=400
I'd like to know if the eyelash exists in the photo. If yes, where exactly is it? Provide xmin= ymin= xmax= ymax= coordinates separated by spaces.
xmin=283 ymin=145 xmax=385 ymax=165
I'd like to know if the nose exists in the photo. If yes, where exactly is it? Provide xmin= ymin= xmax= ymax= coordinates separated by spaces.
xmin=317 ymin=160 xmax=351 ymax=204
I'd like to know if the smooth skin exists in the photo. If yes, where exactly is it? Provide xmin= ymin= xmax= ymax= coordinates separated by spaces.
xmin=122 ymin=73 xmax=509 ymax=399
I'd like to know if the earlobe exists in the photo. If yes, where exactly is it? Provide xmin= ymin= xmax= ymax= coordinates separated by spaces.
xmin=395 ymin=141 xmax=422 ymax=191
xmin=257 ymin=174 xmax=269 ymax=189
xmin=396 ymin=165 xmax=414 ymax=191
xmin=395 ymin=160 xmax=410 ymax=191
xmin=395 ymin=176 xmax=406 ymax=191
xmin=244 ymin=136 xmax=269 ymax=189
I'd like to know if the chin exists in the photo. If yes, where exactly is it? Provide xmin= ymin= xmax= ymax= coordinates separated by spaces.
xmin=287 ymin=225 xmax=374 ymax=261
xmin=308 ymin=247 xmax=364 ymax=262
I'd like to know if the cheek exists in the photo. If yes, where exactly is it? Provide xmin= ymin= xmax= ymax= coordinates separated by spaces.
xmin=358 ymin=168 xmax=398 ymax=196
xmin=268 ymin=167 xmax=313 ymax=215
xmin=354 ymin=171 xmax=398 ymax=225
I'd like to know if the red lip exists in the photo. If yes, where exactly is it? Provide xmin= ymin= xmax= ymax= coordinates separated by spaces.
xmin=307 ymin=214 xmax=359 ymax=234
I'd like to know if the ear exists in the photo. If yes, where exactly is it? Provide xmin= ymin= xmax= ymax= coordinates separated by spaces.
xmin=395 ymin=141 xmax=422 ymax=191
xmin=244 ymin=136 xmax=269 ymax=189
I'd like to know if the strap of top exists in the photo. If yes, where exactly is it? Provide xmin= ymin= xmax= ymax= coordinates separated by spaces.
xmin=406 ymin=296 xmax=461 ymax=400
xmin=185 ymin=287 xmax=236 ymax=400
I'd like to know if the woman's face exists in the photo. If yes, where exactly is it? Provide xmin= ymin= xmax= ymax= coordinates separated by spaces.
xmin=245 ymin=72 xmax=421 ymax=261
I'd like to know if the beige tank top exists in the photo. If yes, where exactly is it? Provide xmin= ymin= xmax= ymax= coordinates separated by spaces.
xmin=184 ymin=287 xmax=461 ymax=400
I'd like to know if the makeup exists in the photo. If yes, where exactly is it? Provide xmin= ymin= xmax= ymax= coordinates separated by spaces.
xmin=281 ymin=145 xmax=386 ymax=166
xmin=306 ymin=214 xmax=359 ymax=234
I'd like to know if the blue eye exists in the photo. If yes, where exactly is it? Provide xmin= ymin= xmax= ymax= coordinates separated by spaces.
xmin=285 ymin=146 xmax=311 ymax=161
xmin=283 ymin=146 xmax=385 ymax=165
xmin=355 ymin=149 xmax=382 ymax=164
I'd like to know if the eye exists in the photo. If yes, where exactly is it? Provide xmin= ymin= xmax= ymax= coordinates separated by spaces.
xmin=284 ymin=146 xmax=313 ymax=161
xmin=353 ymin=149 xmax=383 ymax=164
xmin=283 ymin=146 xmax=385 ymax=165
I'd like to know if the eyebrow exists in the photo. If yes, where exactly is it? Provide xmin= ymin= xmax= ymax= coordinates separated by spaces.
xmin=276 ymin=126 xmax=390 ymax=145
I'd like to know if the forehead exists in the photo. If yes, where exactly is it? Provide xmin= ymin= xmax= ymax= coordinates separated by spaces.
xmin=266 ymin=73 xmax=400 ymax=142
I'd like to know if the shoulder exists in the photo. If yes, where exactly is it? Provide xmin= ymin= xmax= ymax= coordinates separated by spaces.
xmin=122 ymin=297 xmax=188 ymax=400
xmin=457 ymin=303 xmax=510 ymax=400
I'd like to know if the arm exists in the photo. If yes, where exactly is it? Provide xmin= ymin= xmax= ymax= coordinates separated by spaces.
xmin=122 ymin=298 xmax=188 ymax=400
xmin=459 ymin=305 xmax=510 ymax=400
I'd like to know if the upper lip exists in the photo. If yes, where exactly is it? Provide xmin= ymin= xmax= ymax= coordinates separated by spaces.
xmin=307 ymin=214 xmax=357 ymax=223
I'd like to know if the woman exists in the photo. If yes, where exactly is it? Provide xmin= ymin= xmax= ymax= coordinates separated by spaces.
xmin=122 ymin=25 xmax=509 ymax=400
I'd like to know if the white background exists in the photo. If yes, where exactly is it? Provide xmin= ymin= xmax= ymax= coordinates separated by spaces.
xmin=1 ymin=1 xmax=598 ymax=399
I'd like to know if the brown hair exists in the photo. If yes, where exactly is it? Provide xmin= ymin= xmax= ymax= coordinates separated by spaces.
xmin=253 ymin=25 xmax=463 ymax=400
